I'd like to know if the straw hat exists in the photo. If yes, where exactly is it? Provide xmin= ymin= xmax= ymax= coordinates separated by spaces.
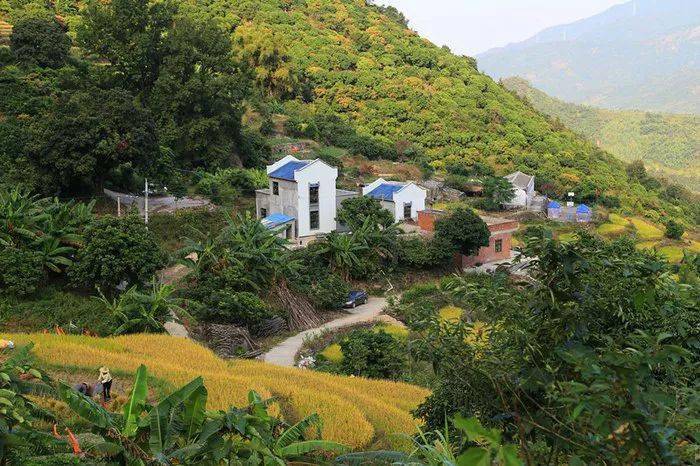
xmin=99 ymin=366 xmax=110 ymax=374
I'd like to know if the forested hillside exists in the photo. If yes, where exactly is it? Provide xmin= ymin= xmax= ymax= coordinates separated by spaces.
xmin=0 ymin=0 xmax=697 ymax=221
xmin=478 ymin=0 xmax=700 ymax=114
xmin=502 ymin=77 xmax=700 ymax=192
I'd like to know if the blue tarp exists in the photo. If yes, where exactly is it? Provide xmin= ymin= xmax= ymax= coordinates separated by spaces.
xmin=268 ymin=160 xmax=311 ymax=181
xmin=365 ymin=183 xmax=403 ymax=201
xmin=261 ymin=213 xmax=295 ymax=229
xmin=576 ymin=204 xmax=591 ymax=213
xmin=547 ymin=201 xmax=561 ymax=209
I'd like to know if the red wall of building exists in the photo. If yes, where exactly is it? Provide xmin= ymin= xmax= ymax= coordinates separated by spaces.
xmin=417 ymin=210 xmax=518 ymax=268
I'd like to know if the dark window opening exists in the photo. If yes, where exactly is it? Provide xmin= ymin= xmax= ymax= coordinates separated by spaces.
xmin=310 ymin=210 xmax=320 ymax=230
xmin=272 ymin=181 xmax=279 ymax=195
xmin=309 ymin=184 xmax=319 ymax=204
xmin=403 ymin=202 xmax=412 ymax=219
xmin=260 ymin=208 xmax=267 ymax=218
xmin=495 ymin=239 xmax=503 ymax=253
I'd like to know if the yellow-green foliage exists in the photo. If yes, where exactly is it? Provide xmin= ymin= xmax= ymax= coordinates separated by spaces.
xmin=658 ymin=246 xmax=685 ymax=263
xmin=557 ymin=232 xmax=578 ymax=243
xmin=320 ymin=343 xmax=344 ymax=363
xmin=628 ymin=217 xmax=664 ymax=240
xmin=597 ymin=223 xmax=627 ymax=238
xmin=7 ymin=334 xmax=429 ymax=450
xmin=373 ymin=323 xmax=409 ymax=340
xmin=608 ymin=213 xmax=630 ymax=226
xmin=439 ymin=306 xmax=463 ymax=323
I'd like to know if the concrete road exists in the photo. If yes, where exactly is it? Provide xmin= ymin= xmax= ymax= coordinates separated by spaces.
xmin=261 ymin=297 xmax=389 ymax=367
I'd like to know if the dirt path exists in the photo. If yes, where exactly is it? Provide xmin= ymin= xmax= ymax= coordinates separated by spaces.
xmin=261 ymin=297 xmax=393 ymax=367
xmin=158 ymin=256 xmax=195 ymax=338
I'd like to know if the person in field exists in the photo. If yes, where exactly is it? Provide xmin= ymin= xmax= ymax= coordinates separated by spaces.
xmin=97 ymin=366 xmax=113 ymax=402
xmin=73 ymin=382 xmax=93 ymax=397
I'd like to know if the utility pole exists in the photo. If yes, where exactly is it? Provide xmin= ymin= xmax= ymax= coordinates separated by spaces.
xmin=144 ymin=178 xmax=149 ymax=225
xmin=117 ymin=196 xmax=121 ymax=217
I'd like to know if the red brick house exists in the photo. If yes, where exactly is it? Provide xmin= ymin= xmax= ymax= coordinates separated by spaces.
xmin=417 ymin=210 xmax=519 ymax=268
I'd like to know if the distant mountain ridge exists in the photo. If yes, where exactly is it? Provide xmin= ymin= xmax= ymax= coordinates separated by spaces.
xmin=478 ymin=0 xmax=700 ymax=114
xmin=502 ymin=77 xmax=700 ymax=192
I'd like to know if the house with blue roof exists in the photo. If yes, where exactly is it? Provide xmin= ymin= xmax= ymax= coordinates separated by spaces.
xmin=362 ymin=178 xmax=427 ymax=223
xmin=256 ymin=155 xmax=356 ymax=244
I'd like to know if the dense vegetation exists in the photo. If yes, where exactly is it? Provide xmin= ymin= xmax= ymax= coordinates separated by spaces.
xmin=502 ymin=77 xmax=700 ymax=191
xmin=1 ymin=0 xmax=697 ymax=224
xmin=390 ymin=233 xmax=700 ymax=464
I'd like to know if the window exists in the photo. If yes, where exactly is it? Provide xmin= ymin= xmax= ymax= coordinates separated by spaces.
xmin=403 ymin=202 xmax=412 ymax=219
xmin=495 ymin=239 xmax=503 ymax=253
xmin=272 ymin=181 xmax=279 ymax=195
xmin=309 ymin=210 xmax=320 ymax=230
xmin=309 ymin=184 xmax=319 ymax=204
xmin=260 ymin=208 xmax=267 ymax=218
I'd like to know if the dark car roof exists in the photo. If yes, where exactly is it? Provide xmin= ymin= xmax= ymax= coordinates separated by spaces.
xmin=348 ymin=290 xmax=367 ymax=298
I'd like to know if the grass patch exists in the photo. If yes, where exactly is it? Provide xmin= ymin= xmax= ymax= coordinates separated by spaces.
xmin=373 ymin=323 xmax=409 ymax=340
xmin=597 ymin=223 xmax=627 ymax=237
xmin=608 ymin=213 xmax=630 ymax=226
xmin=657 ymin=246 xmax=685 ymax=263
xmin=320 ymin=343 xmax=344 ymax=364
xmin=628 ymin=217 xmax=664 ymax=240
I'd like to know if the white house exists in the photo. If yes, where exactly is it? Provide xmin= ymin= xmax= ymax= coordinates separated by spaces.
xmin=256 ymin=155 xmax=351 ymax=244
xmin=362 ymin=178 xmax=427 ymax=223
xmin=504 ymin=171 xmax=535 ymax=209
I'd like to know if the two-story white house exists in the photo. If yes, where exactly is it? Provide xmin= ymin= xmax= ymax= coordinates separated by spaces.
xmin=255 ymin=155 xmax=356 ymax=244
xmin=362 ymin=178 xmax=427 ymax=223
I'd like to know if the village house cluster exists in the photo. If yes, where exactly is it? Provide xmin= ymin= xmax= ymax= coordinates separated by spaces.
xmin=255 ymin=155 xmax=594 ymax=266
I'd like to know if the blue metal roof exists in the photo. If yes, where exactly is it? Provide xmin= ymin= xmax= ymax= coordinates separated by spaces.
xmin=547 ymin=201 xmax=561 ymax=209
xmin=261 ymin=213 xmax=295 ymax=229
xmin=365 ymin=183 xmax=404 ymax=201
xmin=268 ymin=160 xmax=311 ymax=181
xmin=576 ymin=204 xmax=591 ymax=213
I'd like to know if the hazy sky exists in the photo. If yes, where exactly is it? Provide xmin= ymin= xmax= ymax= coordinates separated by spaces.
xmin=379 ymin=0 xmax=628 ymax=56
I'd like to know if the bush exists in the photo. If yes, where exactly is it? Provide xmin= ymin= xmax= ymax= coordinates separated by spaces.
xmin=397 ymin=236 xmax=455 ymax=269
xmin=0 ymin=288 xmax=111 ymax=335
xmin=339 ymin=329 xmax=406 ymax=379
xmin=665 ymin=219 xmax=685 ymax=240
xmin=69 ymin=215 xmax=167 ymax=292
xmin=194 ymin=290 xmax=273 ymax=328
xmin=148 ymin=209 xmax=227 ymax=251
xmin=196 ymin=168 xmax=268 ymax=204
xmin=305 ymin=272 xmax=350 ymax=311
xmin=0 ymin=247 xmax=44 ymax=297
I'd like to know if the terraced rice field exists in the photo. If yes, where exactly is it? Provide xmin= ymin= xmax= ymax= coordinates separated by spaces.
xmin=7 ymin=333 xmax=429 ymax=450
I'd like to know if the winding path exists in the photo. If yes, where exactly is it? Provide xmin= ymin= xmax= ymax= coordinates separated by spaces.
xmin=261 ymin=297 xmax=391 ymax=367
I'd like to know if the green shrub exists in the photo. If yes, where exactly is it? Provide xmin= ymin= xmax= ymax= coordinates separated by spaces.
xmin=434 ymin=207 xmax=490 ymax=256
xmin=0 ymin=247 xmax=44 ymax=297
xmin=194 ymin=290 xmax=273 ymax=328
xmin=69 ymin=215 xmax=167 ymax=292
xmin=397 ymin=236 xmax=455 ymax=269
xmin=10 ymin=16 xmax=71 ymax=68
xmin=665 ymin=219 xmax=685 ymax=240
xmin=149 ymin=209 xmax=226 ymax=251
xmin=196 ymin=168 xmax=268 ymax=204
xmin=339 ymin=329 xmax=406 ymax=379
xmin=0 ymin=288 xmax=112 ymax=335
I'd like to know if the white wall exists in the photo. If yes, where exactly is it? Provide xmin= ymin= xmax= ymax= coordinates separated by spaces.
xmin=391 ymin=183 xmax=426 ymax=222
xmin=507 ymin=188 xmax=528 ymax=207
xmin=295 ymin=160 xmax=338 ymax=237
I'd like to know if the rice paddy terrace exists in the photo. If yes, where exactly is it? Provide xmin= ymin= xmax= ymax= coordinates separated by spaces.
xmin=7 ymin=333 xmax=430 ymax=450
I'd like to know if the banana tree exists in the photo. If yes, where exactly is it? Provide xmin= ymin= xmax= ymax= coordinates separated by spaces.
xmin=58 ymin=365 xmax=348 ymax=464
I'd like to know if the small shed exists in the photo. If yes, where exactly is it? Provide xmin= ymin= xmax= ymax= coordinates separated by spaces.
xmin=547 ymin=201 xmax=561 ymax=219
xmin=576 ymin=204 xmax=592 ymax=223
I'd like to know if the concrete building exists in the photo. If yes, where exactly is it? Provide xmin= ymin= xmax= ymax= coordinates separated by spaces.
xmin=504 ymin=171 xmax=536 ymax=209
xmin=417 ymin=210 xmax=519 ymax=268
xmin=256 ymin=155 xmax=348 ymax=244
xmin=362 ymin=178 xmax=427 ymax=222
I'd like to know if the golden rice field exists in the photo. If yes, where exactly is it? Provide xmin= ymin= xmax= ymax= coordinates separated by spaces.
xmin=6 ymin=333 xmax=429 ymax=450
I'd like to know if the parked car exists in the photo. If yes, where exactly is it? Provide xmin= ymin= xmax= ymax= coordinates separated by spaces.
xmin=344 ymin=290 xmax=368 ymax=308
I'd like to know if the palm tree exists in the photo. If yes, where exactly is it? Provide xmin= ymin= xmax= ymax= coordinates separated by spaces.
xmin=33 ymin=236 xmax=75 ymax=273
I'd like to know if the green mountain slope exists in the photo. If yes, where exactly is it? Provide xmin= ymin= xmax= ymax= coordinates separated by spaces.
xmin=502 ymin=77 xmax=700 ymax=192
xmin=477 ymin=0 xmax=700 ymax=114
xmin=1 ymin=0 xmax=697 ymax=221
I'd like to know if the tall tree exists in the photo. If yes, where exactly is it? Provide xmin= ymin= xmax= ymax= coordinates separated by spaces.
xmin=434 ymin=208 xmax=489 ymax=256
xmin=10 ymin=16 xmax=71 ymax=68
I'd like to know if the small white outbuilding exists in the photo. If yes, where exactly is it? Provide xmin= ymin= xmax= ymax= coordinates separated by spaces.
xmin=362 ymin=178 xmax=427 ymax=222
